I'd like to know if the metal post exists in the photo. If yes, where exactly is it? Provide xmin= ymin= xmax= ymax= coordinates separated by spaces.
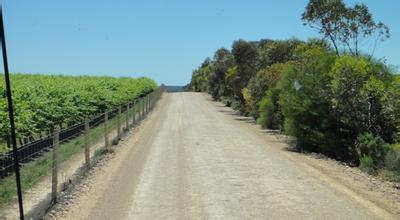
xmin=104 ymin=111 xmax=109 ymax=151
xmin=84 ymin=119 xmax=90 ymax=169
xmin=117 ymin=106 xmax=121 ymax=140
xmin=51 ymin=128 xmax=59 ymax=203
xmin=0 ymin=6 xmax=24 ymax=220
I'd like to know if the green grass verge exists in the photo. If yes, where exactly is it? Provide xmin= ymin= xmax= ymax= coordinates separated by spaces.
xmin=378 ymin=169 xmax=400 ymax=182
xmin=0 ymin=108 xmax=130 ymax=205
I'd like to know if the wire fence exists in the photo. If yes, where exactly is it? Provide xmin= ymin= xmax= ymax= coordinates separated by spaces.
xmin=0 ymin=86 xmax=165 ymax=219
xmin=0 ymin=87 xmax=163 ymax=179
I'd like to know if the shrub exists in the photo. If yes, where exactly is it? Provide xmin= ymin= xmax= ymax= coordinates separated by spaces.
xmin=230 ymin=99 xmax=243 ymax=111
xmin=220 ymin=96 xmax=233 ymax=107
xmin=241 ymin=88 xmax=252 ymax=116
xmin=220 ymin=96 xmax=242 ymax=111
xmin=329 ymin=56 xmax=400 ymax=149
xmin=258 ymin=89 xmax=283 ymax=129
xmin=359 ymin=155 xmax=374 ymax=173
xmin=356 ymin=133 xmax=393 ymax=169
xmin=246 ymin=63 xmax=287 ymax=118
xmin=384 ymin=150 xmax=400 ymax=171
xmin=280 ymin=50 xmax=399 ymax=161
xmin=279 ymin=45 xmax=343 ymax=157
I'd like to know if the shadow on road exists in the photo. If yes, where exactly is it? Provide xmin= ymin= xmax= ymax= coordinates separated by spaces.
xmin=213 ymin=100 xmax=301 ymax=153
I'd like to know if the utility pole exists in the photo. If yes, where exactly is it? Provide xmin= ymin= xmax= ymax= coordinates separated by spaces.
xmin=0 ymin=5 xmax=24 ymax=220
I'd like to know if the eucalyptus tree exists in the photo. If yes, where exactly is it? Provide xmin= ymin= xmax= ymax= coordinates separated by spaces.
xmin=302 ymin=0 xmax=390 ymax=57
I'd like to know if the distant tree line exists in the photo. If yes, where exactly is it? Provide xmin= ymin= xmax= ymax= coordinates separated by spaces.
xmin=189 ymin=0 xmax=400 ymax=172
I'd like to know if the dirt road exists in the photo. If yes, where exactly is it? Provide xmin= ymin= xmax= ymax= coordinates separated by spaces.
xmin=58 ymin=92 xmax=399 ymax=220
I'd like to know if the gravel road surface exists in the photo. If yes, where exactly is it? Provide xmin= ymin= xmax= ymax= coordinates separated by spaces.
xmin=58 ymin=92 xmax=398 ymax=220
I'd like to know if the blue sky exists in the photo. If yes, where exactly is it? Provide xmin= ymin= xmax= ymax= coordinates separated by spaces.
xmin=1 ymin=0 xmax=399 ymax=85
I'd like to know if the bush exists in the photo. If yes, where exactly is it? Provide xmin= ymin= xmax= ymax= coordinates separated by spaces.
xmin=359 ymin=155 xmax=374 ymax=173
xmin=279 ymin=45 xmax=343 ymax=157
xmin=384 ymin=150 xmax=400 ymax=171
xmin=258 ymin=89 xmax=283 ymax=129
xmin=246 ymin=63 xmax=287 ymax=118
xmin=329 ymin=56 xmax=400 ymax=150
xmin=280 ymin=50 xmax=400 ymax=161
xmin=220 ymin=96 xmax=242 ymax=111
xmin=230 ymin=99 xmax=243 ymax=111
xmin=220 ymin=96 xmax=233 ymax=107
xmin=356 ymin=133 xmax=393 ymax=169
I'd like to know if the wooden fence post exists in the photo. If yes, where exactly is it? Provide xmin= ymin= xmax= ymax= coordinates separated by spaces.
xmin=51 ymin=128 xmax=59 ymax=202
xmin=117 ymin=106 xmax=121 ymax=140
xmin=104 ymin=111 xmax=109 ymax=151
xmin=143 ymin=96 xmax=146 ymax=115
xmin=145 ymin=95 xmax=148 ymax=113
xmin=132 ymin=99 xmax=139 ymax=126
xmin=146 ymin=95 xmax=148 ymax=111
xmin=139 ymin=99 xmax=142 ymax=120
xmin=126 ymin=102 xmax=130 ymax=131
xmin=148 ymin=94 xmax=151 ymax=110
xmin=132 ymin=100 xmax=136 ymax=128
xmin=150 ymin=93 xmax=153 ymax=109
xmin=84 ymin=119 xmax=90 ymax=169
xmin=142 ymin=98 xmax=145 ymax=117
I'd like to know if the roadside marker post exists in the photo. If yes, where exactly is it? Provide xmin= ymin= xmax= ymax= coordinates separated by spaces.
xmin=0 ymin=6 xmax=25 ymax=220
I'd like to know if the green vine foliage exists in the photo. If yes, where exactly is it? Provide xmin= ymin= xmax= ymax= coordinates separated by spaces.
xmin=0 ymin=74 xmax=157 ymax=141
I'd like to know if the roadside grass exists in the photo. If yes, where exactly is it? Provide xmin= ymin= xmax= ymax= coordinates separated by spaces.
xmin=0 ymin=109 xmax=128 ymax=205
xmin=379 ymin=169 xmax=400 ymax=182
xmin=377 ymin=143 xmax=400 ymax=183
xmin=394 ymin=143 xmax=400 ymax=151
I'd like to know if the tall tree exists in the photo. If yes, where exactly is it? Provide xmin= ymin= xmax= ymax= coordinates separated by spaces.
xmin=232 ymin=40 xmax=259 ymax=102
xmin=302 ymin=0 xmax=346 ymax=56
xmin=340 ymin=3 xmax=390 ymax=56
xmin=302 ymin=0 xmax=390 ymax=57
xmin=209 ymin=48 xmax=234 ymax=99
